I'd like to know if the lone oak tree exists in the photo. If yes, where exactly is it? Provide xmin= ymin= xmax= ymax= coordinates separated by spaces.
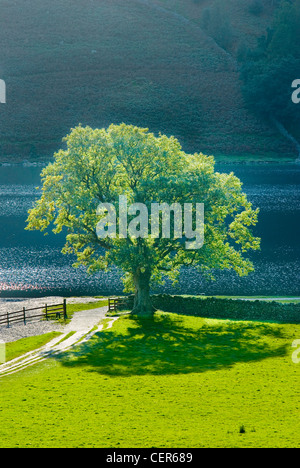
xmin=26 ymin=124 xmax=260 ymax=316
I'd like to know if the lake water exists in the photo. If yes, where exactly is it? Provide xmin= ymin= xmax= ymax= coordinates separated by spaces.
xmin=0 ymin=163 xmax=299 ymax=297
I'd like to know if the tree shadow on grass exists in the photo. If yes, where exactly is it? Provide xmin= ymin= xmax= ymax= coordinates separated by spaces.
xmin=53 ymin=314 xmax=288 ymax=376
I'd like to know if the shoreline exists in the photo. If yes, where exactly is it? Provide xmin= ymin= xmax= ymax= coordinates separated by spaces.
xmin=0 ymin=158 xmax=299 ymax=167
xmin=0 ymin=153 xmax=300 ymax=167
xmin=0 ymin=296 xmax=102 ymax=309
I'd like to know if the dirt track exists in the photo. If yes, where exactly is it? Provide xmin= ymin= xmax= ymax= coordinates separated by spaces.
xmin=0 ymin=306 xmax=118 ymax=378
xmin=0 ymin=297 xmax=103 ymax=343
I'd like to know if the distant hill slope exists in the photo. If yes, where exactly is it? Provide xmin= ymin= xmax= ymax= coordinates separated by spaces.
xmin=0 ymin=0 xmax=296 ymax=161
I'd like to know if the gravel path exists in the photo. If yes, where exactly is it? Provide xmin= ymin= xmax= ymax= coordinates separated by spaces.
xmin=0 ymin=300 xmax=117 ymax=377
xmin=0 ymin=297 xmax=104 ymax=343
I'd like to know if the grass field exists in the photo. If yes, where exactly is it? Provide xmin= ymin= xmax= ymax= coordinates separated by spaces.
xmin=0 ymin=311 xmax=299 ymax=448
xmin=5 ymin=332 xmax=62 ymax=362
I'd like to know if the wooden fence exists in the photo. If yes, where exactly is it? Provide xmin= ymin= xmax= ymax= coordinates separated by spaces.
xmin=107 ymin=297 xmax=127 ymax=313
xmin=0 ymin=299 xmax=67 ymax=328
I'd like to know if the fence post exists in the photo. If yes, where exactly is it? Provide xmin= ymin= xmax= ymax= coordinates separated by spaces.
xmin=45 ymin=304 xmax=48 ymax=321
xmin=6 ymin=311 xmax=9 ymax=328
xmin=23 ymin=307 xmax=26 ymax=325
xmin=63 ymin=299 xmax=67 ymax=320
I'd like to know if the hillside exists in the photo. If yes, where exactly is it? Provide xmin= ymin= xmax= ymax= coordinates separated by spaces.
xmin=0 ymin=0 xmax=297 ymax=162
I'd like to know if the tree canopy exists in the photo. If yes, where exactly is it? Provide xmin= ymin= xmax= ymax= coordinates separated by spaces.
xmin=26 ymin=124 xmax=260 ymax=315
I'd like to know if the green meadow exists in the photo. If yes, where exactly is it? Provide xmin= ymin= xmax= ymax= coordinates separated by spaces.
xmin=0 ymin=312 xmax=299 ymax=448
xmin=5 ymin=332 xmax=62 ymax=362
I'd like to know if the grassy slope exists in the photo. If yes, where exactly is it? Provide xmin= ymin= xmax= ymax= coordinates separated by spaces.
xmin=5 ymin=332 xmax=62 ymax=362
xmin=0 ymin=0 xmax=296 ymax=162
xmin=0 ymin=312 xmax=299 ymax=448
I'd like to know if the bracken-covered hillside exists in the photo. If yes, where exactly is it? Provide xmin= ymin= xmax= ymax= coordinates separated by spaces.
xmin=0 ymin=0 xmax=296 ymax=161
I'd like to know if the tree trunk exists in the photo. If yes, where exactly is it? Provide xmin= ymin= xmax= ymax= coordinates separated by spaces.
xmin=132 ymin=268 xmax=153 ymax=316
